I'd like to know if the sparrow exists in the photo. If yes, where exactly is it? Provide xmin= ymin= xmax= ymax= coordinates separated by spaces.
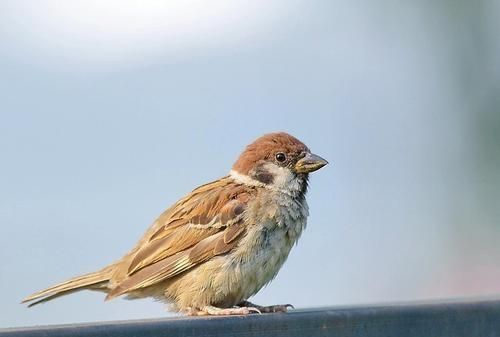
xmin=23 ymin=132 xmax=328 ymax=315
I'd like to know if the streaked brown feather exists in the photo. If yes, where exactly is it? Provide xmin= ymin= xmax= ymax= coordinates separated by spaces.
xmin=108 ymin=252 xmax=191 ymax=298
xmin=213 ymin=229 xmax=243 ymax=256
xmin=128 ymin=226 xmax=219 ymax=274
xmin=188 ymin=232 xmax=225 ymax=264
xmin=223 ymin=221 xmax=246 ymax=244
xmin=149 ymin=218 xmax=188 ymax=241
xmin=188 ymin=222 xmax=245 ymax=264
xmin=108 ymin=177 xmax=253 ymax=298
xmin=108 ymin=223 xmax=245 ymax=300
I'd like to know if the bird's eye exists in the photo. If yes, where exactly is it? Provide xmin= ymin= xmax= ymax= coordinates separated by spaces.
xmin=275 ymin=152 xmax=287 ymax=162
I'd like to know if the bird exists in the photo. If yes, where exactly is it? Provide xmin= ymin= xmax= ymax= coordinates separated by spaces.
xmin=23 ymin=132 xmax=328 ymax=315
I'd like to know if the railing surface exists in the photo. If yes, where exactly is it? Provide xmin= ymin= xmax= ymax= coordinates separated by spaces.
xmin=2 ymin=299 xmax=500 ymax=337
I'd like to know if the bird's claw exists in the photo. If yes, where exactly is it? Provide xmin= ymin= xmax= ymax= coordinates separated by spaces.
xmin=186 ymin=302 xmax=294 ymax=316
xmin=237 ymin=301 xmax=294 ymax=313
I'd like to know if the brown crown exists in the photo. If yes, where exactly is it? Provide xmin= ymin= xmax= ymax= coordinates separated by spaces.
xmin=232 ymin=132 xmax=309 ymax=175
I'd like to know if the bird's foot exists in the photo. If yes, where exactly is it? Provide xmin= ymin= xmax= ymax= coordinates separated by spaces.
xmin=238 ymin=301 xmax=294 ymax=313
xmin=187 ymin=305 xmax=261 ymax=316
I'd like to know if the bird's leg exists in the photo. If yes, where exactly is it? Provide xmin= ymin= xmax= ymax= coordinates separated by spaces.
xmin=187 ymin=305 xmax=261 ymax=316
xmin=237 ymin=301 xmax=294 ymax=313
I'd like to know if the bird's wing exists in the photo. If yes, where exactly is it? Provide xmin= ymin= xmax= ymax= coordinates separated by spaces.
xmin=106 ymin=177 xmax=251 ymax=299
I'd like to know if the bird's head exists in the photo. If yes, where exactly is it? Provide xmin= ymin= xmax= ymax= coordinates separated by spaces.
xmin=230 ymin=132 xmax=328 ymax=194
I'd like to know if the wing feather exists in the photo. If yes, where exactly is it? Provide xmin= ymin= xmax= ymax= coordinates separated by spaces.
xmin=127 ymin=225 xmax=219 ymax=274
xmin=107 ymin=177 xmax=252 ymax=299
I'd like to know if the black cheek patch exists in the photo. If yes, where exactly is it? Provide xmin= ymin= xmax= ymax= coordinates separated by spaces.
xmin=252 ymin=167 xmax=274 ymax=185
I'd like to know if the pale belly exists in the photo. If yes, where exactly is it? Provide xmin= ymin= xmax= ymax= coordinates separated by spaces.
xmin=166 ymin=217 xmax=305 ymax=310
xmin=220 ymin=225 xmax=299 ymax=304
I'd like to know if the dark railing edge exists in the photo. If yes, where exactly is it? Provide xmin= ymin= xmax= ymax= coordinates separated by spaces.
xmin=3 ymin=298 xmax=500 ymax=337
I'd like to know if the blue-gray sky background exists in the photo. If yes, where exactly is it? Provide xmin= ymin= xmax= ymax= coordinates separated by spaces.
xmin=1 ymin=0 xmax=500 ymax=328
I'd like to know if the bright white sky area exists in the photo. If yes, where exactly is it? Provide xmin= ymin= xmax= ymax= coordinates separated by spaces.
xmin=2 ymin=1 xmax=294 ymax=68
xmin=1 ymin=0 xmax=500 ymax=329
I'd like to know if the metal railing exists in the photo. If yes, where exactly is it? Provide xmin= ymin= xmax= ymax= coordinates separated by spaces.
xmin=2 ymin=299 xmax=500 ymax=337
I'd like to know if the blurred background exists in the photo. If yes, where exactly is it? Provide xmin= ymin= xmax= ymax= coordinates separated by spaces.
xmin=1 ymin=0 xmax=499 ymax=328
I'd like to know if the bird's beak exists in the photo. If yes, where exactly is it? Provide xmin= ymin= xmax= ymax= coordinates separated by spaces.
xmin=294 ymin=152 xmax=329 ymax=173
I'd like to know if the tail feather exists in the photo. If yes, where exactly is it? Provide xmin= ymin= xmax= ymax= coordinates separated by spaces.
xmin=22 ymin=267 xmax=112 ymax=307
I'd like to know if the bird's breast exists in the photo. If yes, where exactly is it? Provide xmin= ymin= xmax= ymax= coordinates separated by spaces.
xmin=220 ymin=193 xmax=309 ymax=301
